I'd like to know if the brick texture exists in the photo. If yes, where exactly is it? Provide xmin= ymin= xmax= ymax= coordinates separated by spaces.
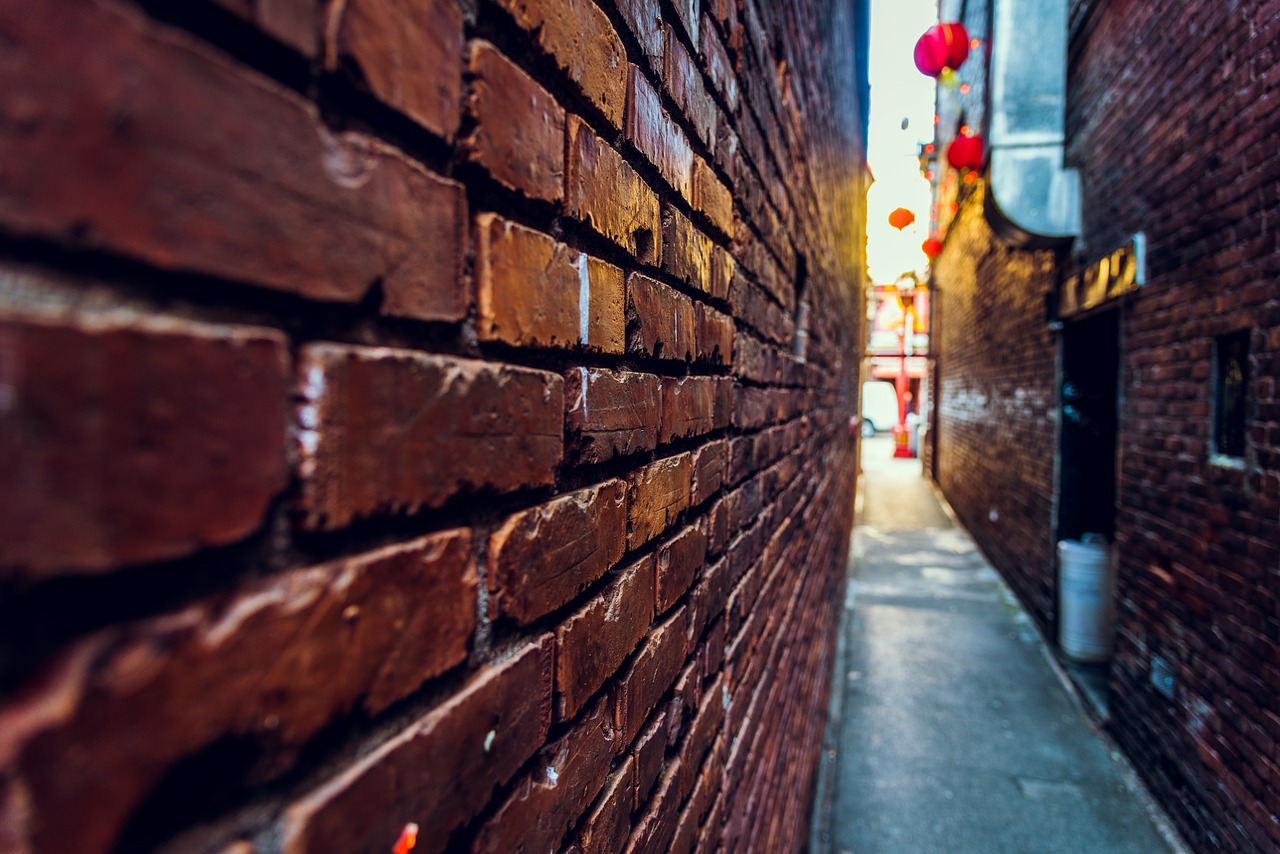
xmin=325 ymin=0 xmax=464 ymax=141
xmin=1071 ymin=4 xmax=1280 ymax=849
xmin=0 ymin=0 xmax=868 ymax=851
xmin=564 ymin=367 xmax=662 ymax=463
xmin=462 ymin=41 xmax=565 ymax=202
xmin=281 ymin=637 xmax=553 ymax=854
xmin=0 ymin=307 xmax=289 ymax=576
xmin=295 ymin=345 xmax=563 ymax=530
xmin=0 ymin=531 xmax=476 ymax=852
xmin=929 ymin=0 xmax=1280 ymax=848
xmin=488 ymin=479 xmax=628 ymax=625
xmin=566 ymin=116 xmax=662 ymax=262
xmin=931 ymin=186 xmax=1059 ymax=625
xmin=0 ymin=0 xmax=468 ymax=321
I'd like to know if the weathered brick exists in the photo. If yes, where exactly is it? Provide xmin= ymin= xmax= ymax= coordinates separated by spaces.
xmin=614 ymin=606 xmax=689 ymax=745
xmin=693 ymin=157 xmax=734 ymax=237
xmin=626 ymin=273 xmax=695 ymax=362
xmin=691 ymin=439 xmax=730 ymax=506
xmin=727 ymin=435 xmax=754 ymax=486
xmin=613 ymin=0 xmax=665 ymax=74
xmin=213 ymin=0 xmax=317 ymax=56
xmin=706 ymin=497 xmax=731 ymax=555
xmin=699 ymin=14 xmax=740 ymax=114
xmin=662 ymin=204 xmax=714 ymax=292
xmin=581 ymin=255 xmax=628 ymax=354
xmin=578 ymin=757 xmax=637 ymax=854
xmin=492 ymin=0 xmax=627 ymax=129
xmin=295 ymin=345 xmax=563 ymax=530
xmin=697 ymin=795 xmax=725 ymax=852
xmin=489 ymin=480 xmax=628 ymax=625
xmin=733 ymin=273 xmax=794 ymax=344
xmin=474 ymin=214 xmax=578 ymax=348
xmin=566 ymin=117 xmax=662 ymax=263
xmin=0 ymin=308 xmax=288 ymax=576
xmin=684 ymin=673 xmax=725 ymax=777
xmin=0 ymin=0 xmax=467 ymax=321
xmin=326 ymin=0 xmax=463 ymax=140
xmin=633 ymin=709 xmax=667 ymax=808
xmin=626 ymin=65 xmax=694 ymax=201
xmin=714 ymin=118 xmax=742 ymax=186
xmin=627 ymin=453 xmax=694 ymax=550
xmin=663 ymin=27 xmax=716 ymax=150
xmin=668 ymin=0 xmax=699 ymax=44
xmin=694 ymin=301 xmax=733 ymax=366
xmin=733 ymin=384 xmax=771 ymax=430
xmin=472 ymin=697 xmax=616 ymax=854
xmin=565 ymin=368 xmax=662 ymax=463
xmin=710 ymin=245 xmax=736 ymax=301
xmin=282 ymin=637 xmax=553 ymax=854
xmin=670 ymin=746 xmax=723 ymax=854
xmin=733 ymin=330 xmax=780 ymax=384
xmin=656 ymin=524 xmax=707 ymax=613
xmin=0 ymin=531 xmax=475 ymax=853
xmin=666 ymin=661 xmax=700 ymax=747
xmin=626 ymin=758 xmax=682 ymax=854
xmin=660 ymin=376 xmax=718 ymax=443
xmin=462 ymin=41 xmax=565 ymax=202
xmin=555 ymin=554 xmax=656 ymax=719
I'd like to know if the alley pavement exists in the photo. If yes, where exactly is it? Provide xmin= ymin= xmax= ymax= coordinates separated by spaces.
xmin=817 ymin=436 xmax=1183 ymax=854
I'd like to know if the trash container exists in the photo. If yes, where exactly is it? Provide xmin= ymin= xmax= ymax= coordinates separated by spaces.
xmin=1057 ymin=534 xmax=1114 ymax=663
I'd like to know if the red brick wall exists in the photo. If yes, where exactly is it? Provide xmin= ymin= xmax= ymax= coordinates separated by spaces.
xmin=0 ymin=1 xmax=867 ymax=852
xmin=1066 ymin=1 xmax=1280 ymax=849
xmin=930 ymin=185 xmax=1061 ymax=627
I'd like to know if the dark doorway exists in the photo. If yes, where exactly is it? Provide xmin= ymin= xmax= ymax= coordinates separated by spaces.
xmin=1057 ymin=308 xmax=1121 ymax=714
xmin=1059 ymin=309 xmax=1120 ymax=542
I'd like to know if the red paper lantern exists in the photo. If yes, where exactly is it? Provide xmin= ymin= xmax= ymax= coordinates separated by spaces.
xmin=888 ymin=207 xmax=915 ymax=230
xmin=922 ymin=237 xmax=944 ymax=258
xmin=946 ymin=132 xmax=985 ymax=172
xmin=914 ymin=23 xmax=971 ymax=78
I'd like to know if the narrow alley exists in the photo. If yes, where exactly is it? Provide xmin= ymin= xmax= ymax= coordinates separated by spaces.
xmin=821 ymin=438 xmax=1183 ymax=853
xmin=2 ymin=0 xmax=1279 ymax=851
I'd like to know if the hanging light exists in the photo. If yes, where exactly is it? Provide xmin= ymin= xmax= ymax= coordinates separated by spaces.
xmin=922 ymin=237 xmax=944 ymax=258
xmin=888 ymin=208 xmax=915 ymax=230
xmin=914 ymin=23 xmax=971 ymax=85
xmin=946 ymin=131 xmax=985 ymax=172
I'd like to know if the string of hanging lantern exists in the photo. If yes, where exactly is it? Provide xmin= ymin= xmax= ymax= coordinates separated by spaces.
xmin=912 ymin=19 xmax=985 ymax=261
xmin=913 ymin=22 xmax=970 ymax=87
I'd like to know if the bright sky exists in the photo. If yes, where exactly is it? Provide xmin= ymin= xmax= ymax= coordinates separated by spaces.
xmin=866 ymin=0 xmax=938 ymax=285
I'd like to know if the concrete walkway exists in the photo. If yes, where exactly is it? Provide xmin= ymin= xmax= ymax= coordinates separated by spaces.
xmin=817 ymin=437 xmax=1183 ymax=854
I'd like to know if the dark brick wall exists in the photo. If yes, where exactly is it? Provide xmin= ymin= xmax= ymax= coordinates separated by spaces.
xmin=930 ymin=184 xmax=1060 ymax=628
xmin=1066 ymin=1 xmax=1280 ymax=849
xmin=933 ymin=1 xmax=1280 ymax=849
xmin=0 ymin=1 xmax=867 ymax=852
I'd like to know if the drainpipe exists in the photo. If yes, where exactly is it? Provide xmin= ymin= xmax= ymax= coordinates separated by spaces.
xmin=985 ymin=0 xmax=1079 ymax=247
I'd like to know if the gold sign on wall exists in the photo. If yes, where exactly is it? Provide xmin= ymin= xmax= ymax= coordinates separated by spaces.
xmin=1059 ymin=233 xmax=1146 ymax=320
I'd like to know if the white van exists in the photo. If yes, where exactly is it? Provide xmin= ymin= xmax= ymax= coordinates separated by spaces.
xmin=860 ymin=381 xmax=899 ymax=438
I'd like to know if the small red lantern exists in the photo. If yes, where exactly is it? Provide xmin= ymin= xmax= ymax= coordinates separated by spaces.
xmin=914 ymin=23 xmax=970 ymax=80
xmin=922 ymin=237 xmax=944 ymax=258
xmin=888 ymin=207 xmax=915 ymax=230
xmin=946 ymin=132 xmax=985 ymax=172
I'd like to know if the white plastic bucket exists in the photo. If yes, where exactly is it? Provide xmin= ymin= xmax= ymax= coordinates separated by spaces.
xmin=1057 ymin=535 xmax=1115 ymax=663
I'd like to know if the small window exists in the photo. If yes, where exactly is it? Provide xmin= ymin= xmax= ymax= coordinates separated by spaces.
xmin=1213 ymin=330 xmax=1250 ymax=459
